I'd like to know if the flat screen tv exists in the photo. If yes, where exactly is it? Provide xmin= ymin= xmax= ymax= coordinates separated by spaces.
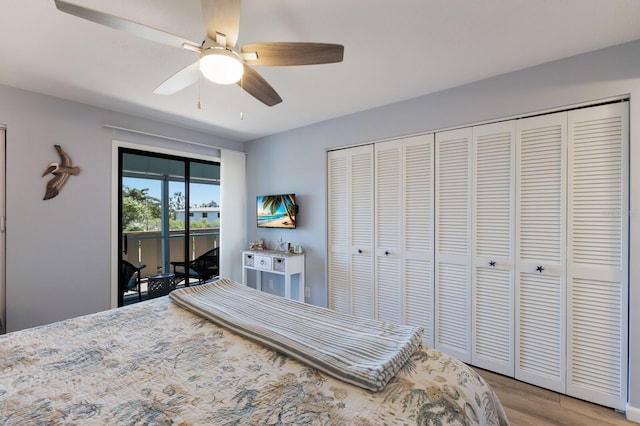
xmin=257 ymin=194 xmax=297 ymax=229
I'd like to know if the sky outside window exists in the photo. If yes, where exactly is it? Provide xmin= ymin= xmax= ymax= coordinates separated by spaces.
xmin=123 ymin=177 xmax=220 ymax=207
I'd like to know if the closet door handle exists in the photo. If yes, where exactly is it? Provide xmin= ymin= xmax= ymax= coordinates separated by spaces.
xmin=358 ymin=249 xmax=363 ymax=254
xmin=384 ymin=250 xmax=390 ymax=256
xmin=536 ymin=265 xmax=544 ymax=273
xmin=489 ymin=260 xmax=496 ymax=267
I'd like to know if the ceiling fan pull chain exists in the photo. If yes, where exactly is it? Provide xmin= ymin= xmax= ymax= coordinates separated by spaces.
xmin=240 ymin=75 xmax=244 ymax=120
xmin=197 ymin=74 xmax=203 ymax=110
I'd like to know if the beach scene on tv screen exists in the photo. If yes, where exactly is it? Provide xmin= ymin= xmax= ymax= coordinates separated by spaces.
xmin=257 ymin=194 xmax=296 ymax=228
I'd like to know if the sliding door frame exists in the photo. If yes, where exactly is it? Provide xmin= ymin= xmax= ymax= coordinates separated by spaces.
xmin=0 ymin=127 xmax=5 ymax=332
xmin=110 ymin=140 xmax=220 ymax=308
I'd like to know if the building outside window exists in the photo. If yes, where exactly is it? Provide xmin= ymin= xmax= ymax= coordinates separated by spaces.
xmin=176 ymin=207 xmax=220 ymax=226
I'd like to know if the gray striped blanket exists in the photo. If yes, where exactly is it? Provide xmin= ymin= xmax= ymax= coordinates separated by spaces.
xmin=169 ymin=278 xmax=423 ymax=392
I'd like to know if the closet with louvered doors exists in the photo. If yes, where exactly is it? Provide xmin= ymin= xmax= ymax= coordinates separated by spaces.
xmin=374 ymin=134 xmax=435 ymax=345
xmin=435 ymin=122 xmax=517 ymax=368
xmin=327 ymin=145 xmax=375 ymax=317
xmin=471 ymin=121 xmax=516 ymax=377
xmin=514 ymin=101 xmax=629 ymax=409
xmin=327 ymin=101 xmax=629 ymax=410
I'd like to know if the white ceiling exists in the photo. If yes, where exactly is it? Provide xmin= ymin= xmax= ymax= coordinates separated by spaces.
xmin=2 ymin=1 xmax=640 ymax=142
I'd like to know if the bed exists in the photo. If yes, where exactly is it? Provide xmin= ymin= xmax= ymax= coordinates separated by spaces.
xmin=0 ymin=278 xmax=509 ymax=425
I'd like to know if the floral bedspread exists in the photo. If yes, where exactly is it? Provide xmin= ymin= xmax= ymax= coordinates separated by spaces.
xmin=0 ymin=296 xmax=509 ymax=425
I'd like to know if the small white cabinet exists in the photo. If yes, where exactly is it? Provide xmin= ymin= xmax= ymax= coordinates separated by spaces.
xmin=242 ymin=250 xmax=305 ymax=301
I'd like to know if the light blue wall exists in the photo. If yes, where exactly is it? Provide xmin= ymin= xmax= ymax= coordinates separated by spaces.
xmin=245 ymin=39 xmax=640 ymax=416
xmin=0 ymin=84 xmax=241 ymax=332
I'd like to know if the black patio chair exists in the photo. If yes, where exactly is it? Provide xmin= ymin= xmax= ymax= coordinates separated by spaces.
xmin=171 ymin=247 xmax=219 ymax=286
xmin=120 ymin=259 xmax=146 ymax=302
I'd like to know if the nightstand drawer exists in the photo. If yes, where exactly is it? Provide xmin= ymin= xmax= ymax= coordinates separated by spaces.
xmin=244 ymin=253 xmax=255 ymax=267
xmin=273 ymin=257 xmax=286 ymax=272
xmin=254 ymin=255 xmax=272 ymax=271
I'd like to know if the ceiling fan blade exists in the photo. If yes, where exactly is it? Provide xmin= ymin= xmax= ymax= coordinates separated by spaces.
xmin=201 ymin=0 xmax=240 ymax=47
xmin=54 ymin=0 xmax=201 ymax=51
xmin=239 ymin=65 xmax=282 ymax=107
xmin=241 ymin=42 xmax=344 ymax=66
xmin=153 ymin=62 xmax=200 ymax=95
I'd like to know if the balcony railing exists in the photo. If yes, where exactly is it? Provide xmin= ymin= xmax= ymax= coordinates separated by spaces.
xmin=122 ymin=228 xmax=220 ymax=278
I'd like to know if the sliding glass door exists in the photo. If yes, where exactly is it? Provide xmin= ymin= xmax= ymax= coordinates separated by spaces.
xmin=118 ymin=148 xmax=220 ymax=306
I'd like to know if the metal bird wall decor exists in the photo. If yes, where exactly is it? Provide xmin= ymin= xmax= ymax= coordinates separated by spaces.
xmin=42 ymin=144 xmax=80 ymax=200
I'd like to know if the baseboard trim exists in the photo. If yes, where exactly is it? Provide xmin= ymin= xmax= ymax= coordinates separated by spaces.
xmin=627 ymin=404 xmax=640 ymax=423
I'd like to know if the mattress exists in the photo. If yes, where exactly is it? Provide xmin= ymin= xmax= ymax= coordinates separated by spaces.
xmin=0 ymin=280 xmax=509 ymax=425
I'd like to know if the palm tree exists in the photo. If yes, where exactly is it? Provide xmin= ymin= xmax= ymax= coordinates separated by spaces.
xmin=261 ymin=194 xmax=296 ymax=226
xmin=122 ymin=186 xmax=161 ymax=231
xmin=169 ymin=191 xmax=185 ymax=220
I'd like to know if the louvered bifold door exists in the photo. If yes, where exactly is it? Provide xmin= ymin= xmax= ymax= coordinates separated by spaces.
xmin=471 ymin=121 xmax=515 ymax=376
xmin=328 ymin=149 xmax=351 ymax=313
xmin=402 ymin=134 xmax=435 ymax=346
xmin=349 ymin=145 xmax=375 ymax=319
xmin=375 ymin=140 xmax=403 ymax=324
xmin=567 ymin=102 xmax=628 ymax=410
xmin=328 ymin=145 xmax=375 ymax=316
xmin=515 ymin=112 xmax=567 ymax=393
xmin=435 ymin=128 xmax=472 ymax=362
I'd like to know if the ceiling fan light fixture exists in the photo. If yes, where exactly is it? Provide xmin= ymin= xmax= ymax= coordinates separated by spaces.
xmin=199 ymin=48 xmax=244 ymax=85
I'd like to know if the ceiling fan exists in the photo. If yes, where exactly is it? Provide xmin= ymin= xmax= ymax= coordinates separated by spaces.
xmin=53 ymin=0 xmax=344 ymax=106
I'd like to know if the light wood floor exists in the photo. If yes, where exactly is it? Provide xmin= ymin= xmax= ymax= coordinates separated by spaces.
xmin=473 ymin=368 xmax=634 ymax=426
